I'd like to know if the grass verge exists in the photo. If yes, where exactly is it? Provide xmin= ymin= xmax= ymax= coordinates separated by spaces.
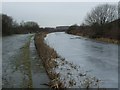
xmin=67 ymin=32 xmax=120 ymax=44
xmin=20 ymin=40 xmax=33 ymax=88
xmin=13 ymin=35 xmax=33 ymax=88
xmin=34 ymin=32 xmax=64 ymax=89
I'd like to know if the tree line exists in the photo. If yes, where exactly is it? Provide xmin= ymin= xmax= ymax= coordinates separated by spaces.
xmin=1 ymin=14 xmax=66 ymax=36
xmin=1 ymin=14 xmax=41 ymax=36
xmin=67 ymin=3 xmax=120 ymax=41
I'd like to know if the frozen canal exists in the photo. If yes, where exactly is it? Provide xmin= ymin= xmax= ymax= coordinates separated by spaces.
xmin=2 ymin=34 xmax=49 ymax=88
xmin=45 ymin=32 xmax=118 ymax=88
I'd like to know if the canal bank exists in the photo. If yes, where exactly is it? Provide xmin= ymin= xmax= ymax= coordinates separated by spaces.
xmin=44 ymin=32 xmax=118 ymax=88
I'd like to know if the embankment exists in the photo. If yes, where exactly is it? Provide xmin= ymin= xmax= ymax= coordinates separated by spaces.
xmin=34 ymin=32 xmax=64 ymax=89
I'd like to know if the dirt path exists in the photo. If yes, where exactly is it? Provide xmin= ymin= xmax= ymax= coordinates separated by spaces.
xmin=2 ymin=34 xmax=49 ymax=88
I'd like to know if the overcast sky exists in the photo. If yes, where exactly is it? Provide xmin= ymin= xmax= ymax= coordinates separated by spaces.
xmin=2 ymin=2 xmax=117 ymax=27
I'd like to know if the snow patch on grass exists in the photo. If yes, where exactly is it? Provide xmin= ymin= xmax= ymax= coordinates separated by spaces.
xmin=52 ymin=57 xmax=101 ymax=88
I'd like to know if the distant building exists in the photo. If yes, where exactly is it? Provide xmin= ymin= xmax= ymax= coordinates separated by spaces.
xmin=42 ymin=26 xmax=69 ymax=32
xmin=56 ymin=26 xmax=69 ymax=31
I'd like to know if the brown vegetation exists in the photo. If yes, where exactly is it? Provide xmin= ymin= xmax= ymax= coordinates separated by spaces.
xmin=34 ymin=32 xmax=64 ymax=89
xmin=66 ymin=19 xmax=120 ymax=44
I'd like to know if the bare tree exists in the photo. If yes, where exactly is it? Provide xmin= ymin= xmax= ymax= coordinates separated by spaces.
xmin=85 ymin=4 xmax=118 ymax=26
